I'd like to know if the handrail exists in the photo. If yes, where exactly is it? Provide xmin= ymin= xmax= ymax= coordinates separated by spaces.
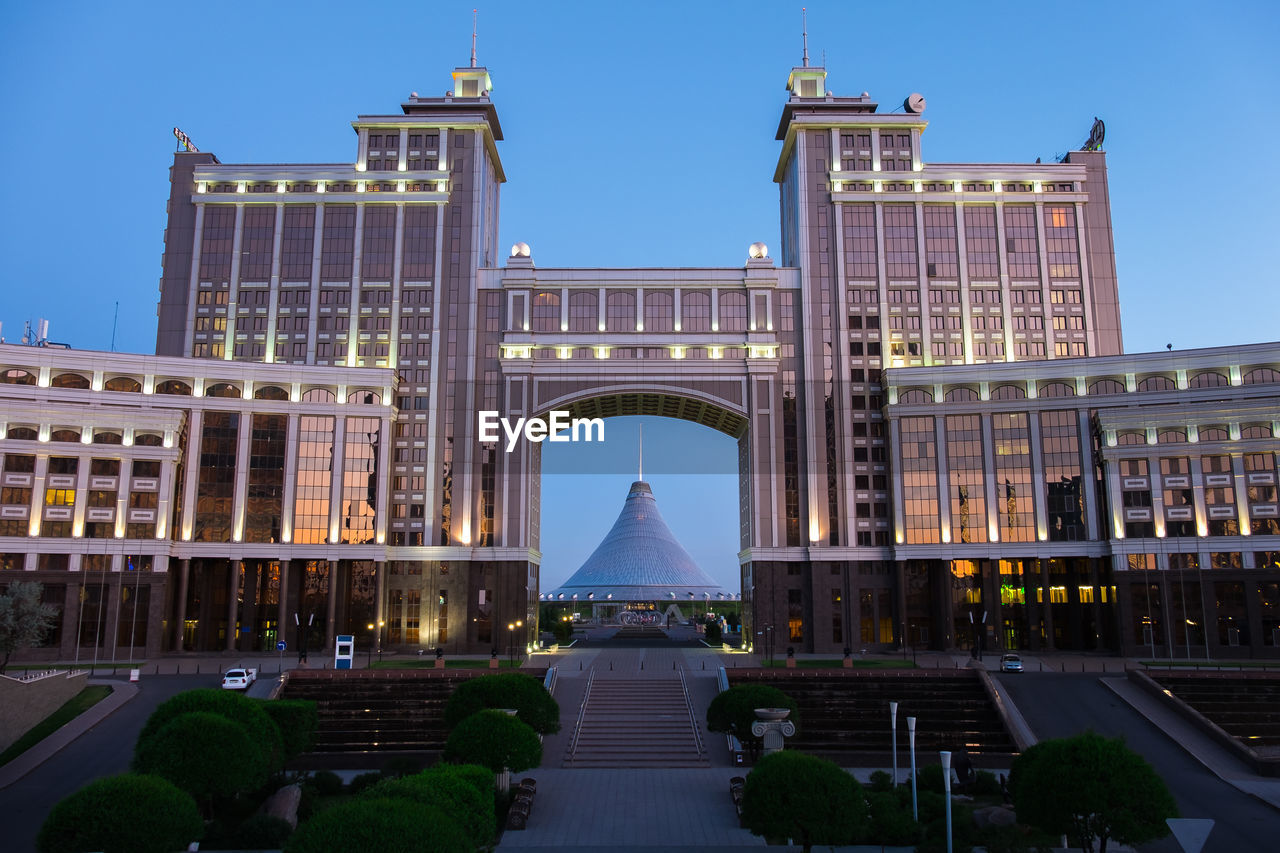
xmin=717 ymin=666 xmax=744 ymax=761
xmin=567 ymin=667 xmax=595 ymax=764
xmin=678 ymin=667 xmax=705 ymax=758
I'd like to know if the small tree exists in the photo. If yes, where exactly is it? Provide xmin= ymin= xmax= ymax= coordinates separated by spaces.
xmin=707 ymin=683 xmax=799 ymax=754
xmin=0 ymin=581 xmax=57 ymax=673
xmin=133 ymin=711 xmax=260 ymax=809
xmin=444 ymin=673 xmax=561 ymax=734
xmin=37 ymin=773 xmax=202 ymax=853
xmin=284 ymin=798 xmax=469 ymax=853
xmin=1010 ymin=731 xmax=1177 ymax=853
xmin=137 ymin=688 xmax=283 ymax=787
xmin=443 ymin=709 xmax=542 ymax=774
xmin=740 ymin=751 xmax=866 ymax=852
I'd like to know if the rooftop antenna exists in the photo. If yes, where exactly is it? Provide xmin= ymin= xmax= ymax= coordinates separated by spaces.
xmin=470 ymin=9 xmax=478 ymax=67
xmin=110 ymin=301 xmax=119 ymax=352
xmin=801 ymin=7 xmax=809 ymax=67
xmin=638 ymin=423 xmax=643 ymax=481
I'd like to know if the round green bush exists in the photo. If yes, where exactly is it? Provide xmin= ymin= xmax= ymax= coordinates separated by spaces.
xmin=364 ymin=771 xmax=496 ymax=848
xmin=137 ymin=688 xmax=283 ymax=783
xmin=443 ymin=709 xmax=542 ymax=773
xmin=427 ymin=762 xmax=493 ymax=795
xmin=284 ymin=798 xmax=469 ymax=853
xmin=741 ymin=751 xmax=865 ymax=852
xmin=134 ymin=711 xmax=260 ymax=800
xmin=307 ymin=769 xmax=344 ymax=796
xmin=444 ymin=673 xmax=561 ymax=734
xmin=706 ymin=684 xmax=799 ymax=746
xmin=262 ymin=699 xmax=318 ymax=760
xmin=37 ymin=773 xmax=202 ymax=853
xmin=229 ymin=814 xmax=293 ymax=850
xmin=348 ymin=771 xmax=384 ymax=795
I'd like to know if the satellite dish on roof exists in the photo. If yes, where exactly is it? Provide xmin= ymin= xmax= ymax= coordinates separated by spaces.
xmin=904 ymin=93 xmax=926 ymax=114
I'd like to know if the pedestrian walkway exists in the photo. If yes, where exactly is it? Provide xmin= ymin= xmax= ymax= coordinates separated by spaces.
xmin=564 ymin=672 xmax=706 ymax=768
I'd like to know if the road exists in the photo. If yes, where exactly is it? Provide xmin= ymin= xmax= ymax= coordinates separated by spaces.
xmin=0 ymin=673 xmax=215 ymax=852
xmin=997 ymin=672 xmax=1276 ymax=853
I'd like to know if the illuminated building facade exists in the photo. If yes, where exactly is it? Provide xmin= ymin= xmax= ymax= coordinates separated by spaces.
xmin=2 ymin=54 xmax=1275 ymax=660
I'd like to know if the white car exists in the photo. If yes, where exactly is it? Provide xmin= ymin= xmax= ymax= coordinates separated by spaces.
xmin=221 ymin=667 xmax=257 ymax=690
xmin=999 ymin=654 xmax=1024 ymax=673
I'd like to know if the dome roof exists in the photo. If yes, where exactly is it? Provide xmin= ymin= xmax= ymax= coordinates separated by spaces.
xmin=542 ymin=481 xmax=737 ymax=603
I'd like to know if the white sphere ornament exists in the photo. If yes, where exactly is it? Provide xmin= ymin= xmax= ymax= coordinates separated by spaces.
xmin=748 ymin=242 xmax=769 ymax=259
xmin=510 ymin=242 xmax=531 ymax=258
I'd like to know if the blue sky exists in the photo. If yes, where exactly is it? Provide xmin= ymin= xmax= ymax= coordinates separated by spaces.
xmin=1 ymin=1 xmax=1277 ymax=590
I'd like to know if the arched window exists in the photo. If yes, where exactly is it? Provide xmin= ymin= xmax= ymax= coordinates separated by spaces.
xmin=1189 ymin=371 xmax=1228 ymax=388
xmin=531 ymin=291 xmax=560 ymax=332
xmin=1088 ymin=378 xmax=1125 ymax=395
xmin=944 ymin=387 xmax=978 ymax=402
xmin=7 ymin=426 xmax=38 ymax=440
xmin=568 ymin=291 xmax=598 ymax=332
xmin=302 ymin=388 xmax=336 ymax=403
xmin=719 ymin=292 xmax=747 ymax=332
xmin=134 ymin=433 xmax=164 ymax=447
xmin=347 ymin=390 xmax=381 ymax=404
xmin=899 ymin=389 xmax=933 ymax=404
xmin=643 ymin=291 xmax=674 ymax=333
xmin=0 ymin=368 xmax=36 ymax=385
xmin=254 ymin=385 xmax=289 ymax=401
xmin=1198 ymin=426 xmax=1229 ymax=441
xmin=50 ymin=429 xmax=81 ymax=442
xmin=1116 ymin=431 xmax=1146 ymax=446
xmin=154 ymin=379 xmax=192 ymax=395
xmin=990 ymin=384 xmax=1026 ymax=400
xmin=605 ymin=291 xmax=636 ymax=333
xmin=1137 ymin=375 xmax=1175 ymax=392
xmin=104 ymin=377 xmax=141 ymax=393
xmin=1242 ymin=367 xmax=1280 ymax=385
xmin=92 ymin=431 xmax=123 ymax=445
xmin=51 ymin=373 xmax=90 ymax=389
xmin=205 ymin=382 xmax=240 ymax=398
xmin=1241 ymin=424 xmax=1273 ymax=439
xmin=1158 ymin=429 xmax=1187 ymax=444
xmin=682 ymin=290 xmax=711 ymax=332
xmin=1039 ymin=381 xmax=1075 ymax=398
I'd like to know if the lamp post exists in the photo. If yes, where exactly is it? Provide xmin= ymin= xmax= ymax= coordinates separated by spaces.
xmin=941 ymin=750 xmax=953 ymax=853
xmin=366 ymin=622 xmax=375 ymax=667
xmin=907 ymin=716 xmax=918 ymax=821
xmin=507 ymin=620 xmax=523 ymax=667
xmin=889 ymin=701 xmax=899 ymax=787
xmin=377 ymin=619 xmax=385 ymax=662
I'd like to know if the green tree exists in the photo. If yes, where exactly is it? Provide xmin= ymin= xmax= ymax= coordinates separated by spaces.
xmin=284 ymin=798 xmax=469 ymax=853
xmin=137 ymin=688 xmax=283 ymax=787
xmin=37 ymin=773 xmax=202 ymax=853
xmin=261 ymin=698 xmax=318 ymax=760
xmin=133 ymin=711 xmax=260 ymax=808
xmin=1010 ymin=731 xmax=1177 ymax=853
xmin=364 ymin=767 xmax=497 ymax=848
xmin=740 ymin=750 xmax=866 ymax=853
xmin=443 ymin=673 xmax=561 ymax=734
xmin=706 ymin=684 xmax=799 ymax=752
xmin=0 ymin=581 xmax=57 ymax=673
xmin=443 ymin=709 xmax=542 ymax=773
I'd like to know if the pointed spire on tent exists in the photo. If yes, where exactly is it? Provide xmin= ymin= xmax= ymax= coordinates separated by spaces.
xmin=638 ymin=423 xmax=643 ymax=481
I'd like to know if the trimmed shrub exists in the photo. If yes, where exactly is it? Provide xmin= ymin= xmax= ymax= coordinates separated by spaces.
xmin=284 ymin=798 xmax=469 ymax=853
xmin=706 ymin=684 xmax=799 ymax=748
xmin=914 ymin=762 xmax=947 ymax=794
xmin=443 ymin=709 xmax=542 ymax=773
xmin=364 ymin=770 xmax=496 ymax=848
xmin=228 ymin=814 xmax=293 ymax=850
xmin=427 ymin=762 xmax=494 ymax=795
xmin=741 ymin=751 xmax=866 ymax=853
xmin=137 ymin=688 xmax=283 ymax=784
xmin=133 ymin=711 xmax=260 ymax=802
xmin=443 ymin=673 xmax=561 ymax=734
xmin=864 ymin=789 xmax=922 ymax=846
xmin=307 ymin=769 xmax=344 ymax=796
xmin=37 ymin=773 xmax=202 ymax=853
xmin=261 ymin=699 xmax=318 ymax=760
xmin=868 ymin=769 xmax=893 ymax=792
xmin=969 ymin=768 xmax=1002 ymax=796
xmin=348 ymin=771 xmax=383 ymax=795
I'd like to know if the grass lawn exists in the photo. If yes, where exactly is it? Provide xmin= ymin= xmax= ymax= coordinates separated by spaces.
xmin=370 ymin=658 xmax=525 ymax=670
xmin=758 ymin=658 xmax=917 ymax=669
xmin=0 ymin=685 xmax=113 ymax=767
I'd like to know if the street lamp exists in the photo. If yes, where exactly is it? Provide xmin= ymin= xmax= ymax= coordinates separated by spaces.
xmin=377 ymin=619 xmax=385 ymax=662
xmin=941 ymin=750 xmax=953 ymax=853
xmin=507 ymin=620 xmax=523 ymax=667
xmin=907 ymin=716 xmax=918 ymax=821
xmin=366 ymin=622 xmax=375 ymax=667
xmin=889 ymin=701 xmax=899 ymax=787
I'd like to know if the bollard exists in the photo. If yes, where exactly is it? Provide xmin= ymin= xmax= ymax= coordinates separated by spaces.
xmin=702 ymin=661 xmax=706 ymax=670
xmin=640 ymin=661 xmax=644 ymax=670
xmin=610 ymin=661 xmax=613 ymax=671
xmin=579 ymin=661 xmax=583 ymax=670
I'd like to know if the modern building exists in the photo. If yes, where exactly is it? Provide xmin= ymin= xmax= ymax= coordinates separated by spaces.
xmin=2 ymin=51 xmax=1276 ymax=661
xmin=541 ymin=479 xmax=736 ymax=617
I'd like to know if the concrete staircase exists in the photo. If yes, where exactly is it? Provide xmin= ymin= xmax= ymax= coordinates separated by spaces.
xmin=565 ymin=669 xmax=708 ymax=768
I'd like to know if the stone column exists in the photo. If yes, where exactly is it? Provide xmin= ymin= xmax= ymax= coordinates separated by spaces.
xmin=172 ymin=558 xmax=190 ymax=652
xmin=226 ymin=560 xmax=241 ymax=652
xmin=751 ymin=708 xmax=796 ymax=756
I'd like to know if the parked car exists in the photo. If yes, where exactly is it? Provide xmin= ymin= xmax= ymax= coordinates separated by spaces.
xmin=221 ymin=667 xmax=257 ymax=690
xmin=999 ymin=653 xmax=1023 ymax=673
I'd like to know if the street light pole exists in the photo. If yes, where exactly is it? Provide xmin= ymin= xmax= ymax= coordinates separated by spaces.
xmin=889 ymin=701 xmax=899 ymax=787
xmin=941 ymin=750 xmax=953 ymax=853
xmin=907 ymin=716 xmax=918 ymax=821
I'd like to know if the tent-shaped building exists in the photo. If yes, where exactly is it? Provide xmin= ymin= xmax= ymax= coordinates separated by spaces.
xmin=541 ymin=480 xmax=737 ymax=620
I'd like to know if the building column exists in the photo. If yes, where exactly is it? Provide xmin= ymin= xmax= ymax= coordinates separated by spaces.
xmin=172 ymin=559 xmax=190 ymax=651
xmin=1023 ymin=558 xmax=1042 ymax=651
xmin=240 ymin=560 xmax=260 ymax=652
xmin=277 ymin=558 xmax=291 ymax=646
xmin=326 ymin=559 xmax=341 ymax=650
xmin=226 ymin=559 xmax=241 ymax=652
xmin=375 ymin=559 xmax=387 ymax=656
xmin=1040 ymin=558 xmax=1055 ymax=650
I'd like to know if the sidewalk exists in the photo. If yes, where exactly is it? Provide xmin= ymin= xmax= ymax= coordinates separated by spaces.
xmin=1100 ymin=675 xmax=1280 ymax=811
xmin=0 ymin=678 xmax=137 ymax=790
